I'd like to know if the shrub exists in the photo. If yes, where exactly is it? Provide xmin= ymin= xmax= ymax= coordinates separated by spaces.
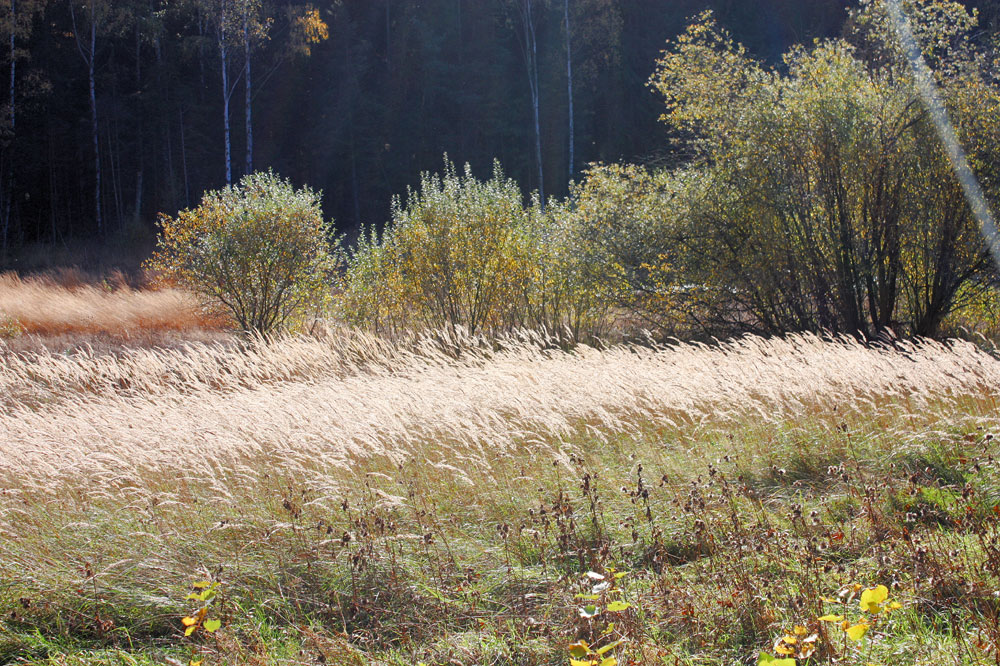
xmin=565 ymin=163 xmax=708 ymax=337
xmin=339 ymin=160 xmax=609 ymax=338
xmin=147 ymin=171 xmax=340 ymax=335
xmin=648 ymin=2 xmax=1000 ymax=338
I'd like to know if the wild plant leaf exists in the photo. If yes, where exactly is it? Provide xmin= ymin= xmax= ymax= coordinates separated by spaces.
xmin=860 ymin=585 xmax=888 ymax=614
xmin=568 ymin=641 xmax=590 ymax=658
xmin=203 ymin=618 xmax=221 ymax=633
xmin=846 ymin=622 xmax=869 ymax=641
xmin=579 ymin=605 xmax=599 ymax=618
xmin=606 ymin=601 xmax=631 ymax=612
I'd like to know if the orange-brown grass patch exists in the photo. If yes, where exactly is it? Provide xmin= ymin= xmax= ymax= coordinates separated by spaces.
xmin=0 ymin=271 xmax=229 ymax=349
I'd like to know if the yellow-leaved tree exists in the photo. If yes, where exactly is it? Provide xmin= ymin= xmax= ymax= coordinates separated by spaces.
xmin=146 ymin=171 xmax=341 ymax=335
xmin=647 ymin=0 xmax=1000 ymax=337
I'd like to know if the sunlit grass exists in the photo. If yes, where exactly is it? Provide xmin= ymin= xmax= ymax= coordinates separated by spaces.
xmin=1 ymin=331 xmax=999 ymax=665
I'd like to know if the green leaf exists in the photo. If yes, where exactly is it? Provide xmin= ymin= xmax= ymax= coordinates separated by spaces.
xmin=579 ymin=605 xmax=599 ymax=618
xmin=606 ymin=601 xmax=631 ymax=612
xmin=757 ymin=654 xmax=795 ymax=666
xmin=184 ymin=625 xmax=197 ymax=637
xmin=575 ymin=593 xmax=601 ymax=600
xmin=192 ymin=581 xmax=212 ymax=589
xmin=203 ymin=618 xmax=221 ymax=633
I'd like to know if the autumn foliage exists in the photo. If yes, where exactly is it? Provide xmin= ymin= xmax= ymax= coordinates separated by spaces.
xmin=146 ymin=171 xmax=340 ymax=335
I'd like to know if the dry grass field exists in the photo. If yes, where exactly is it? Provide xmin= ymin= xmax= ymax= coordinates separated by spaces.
xmin=0 ymin=271 xmax=230 ymax=353
xmin=2 ymin=327 xmax=1000 ymax=665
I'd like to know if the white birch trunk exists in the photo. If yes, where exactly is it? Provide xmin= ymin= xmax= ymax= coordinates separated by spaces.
xmin=243 ymin=4 xmax=252 ymax=175
xmin=90 ymin=11 xmax=101 ymax=232
xmin=220 ymin=5 xmax=231 ymax=185
xmin=3 ymin=0 xmax=14 ymax=254
xmin=521 ymin=0 xmax=544 ymax=209
xmin=564 ymin=0 xmax=574 ymax=182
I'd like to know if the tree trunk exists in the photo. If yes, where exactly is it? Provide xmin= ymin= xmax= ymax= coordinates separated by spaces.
xmin=87 ymin=3 xmax=102 ymax=233
xmin=243 ymin=5 xmax=252 ymax=175
xmin=520 ymin=0 xmax=544 ymax=208
xmin=564 ymin=0 xmax=574 ymax=182
xmin=220 ymin=12 xmax=232 ymax=184
xmin=2 ymin=0 xmax=14 ymax=257
xmin=180 ymin=106 xmax=190 ymax=206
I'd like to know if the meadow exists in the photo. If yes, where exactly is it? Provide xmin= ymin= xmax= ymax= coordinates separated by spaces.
xmin=2 ymin=281 xmax=1000 ymax=665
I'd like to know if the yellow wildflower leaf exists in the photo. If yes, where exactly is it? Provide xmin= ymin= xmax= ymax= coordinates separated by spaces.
xmin=860 ymin=585 xmax=888 ymax=614
xmin=846 ymin=622 xmax=869 ymax=642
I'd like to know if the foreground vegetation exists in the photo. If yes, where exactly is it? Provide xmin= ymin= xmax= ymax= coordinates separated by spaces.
xmin=2 ymin=330 xmax=1000 ymax=665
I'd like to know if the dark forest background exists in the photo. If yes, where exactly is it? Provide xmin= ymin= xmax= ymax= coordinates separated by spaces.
xmin=1 ymin=0 xmax=997 ymax=266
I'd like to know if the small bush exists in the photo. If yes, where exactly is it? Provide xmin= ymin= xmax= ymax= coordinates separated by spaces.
xmin=147 ymin=171 xmax=340 ymax=335
xmin=339 ymin=159 xmax=608 ymax=338
xmin=566 ymin=163 xmax=708 ymax=337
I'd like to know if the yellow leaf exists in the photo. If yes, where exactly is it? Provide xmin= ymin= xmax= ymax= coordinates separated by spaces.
xmin=819 ymin=614 xmax=844 ymax=622
xmin=846 ymin=622 xmax=869 ymax=642
xmin=569 ymin=641 xmax=590 ymax=659
xmin=860 ymin=585 xmax=888 ymax=614
xmin=182 ymin=616 xmax=198 ymax=627
xmin=782 ymin=635 xmax=798 ymax=645
xmin=184 ymin=625 xmax=197 ymax=637
xmin=774 ymin=644 xmax=795 ymax=656
xmin=793 ymin=625 xmax=808 ymax=635
xmin=570 ymin=660 xmax=595 ymax=666
xmin=599 ymin=658 xmax=617 ymax=666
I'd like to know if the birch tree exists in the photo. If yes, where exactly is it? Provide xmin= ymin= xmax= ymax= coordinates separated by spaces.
xmin=69 ymin=0 xmax=105 ymax=233
xmin=196 ymin=0 xmax=240 ymax=184
xmin=239 ymin=0 xmax=270 ymax=176
xmin=563 ymin=0 xmax=573 ymax=182
xmin=509 ymin=0 xmax=545 ymax=208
